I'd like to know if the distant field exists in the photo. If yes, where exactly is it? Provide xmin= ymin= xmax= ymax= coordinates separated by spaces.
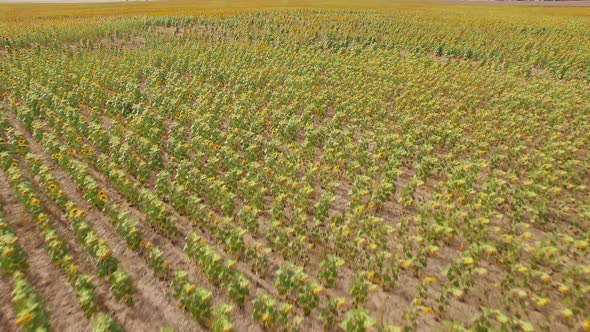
xmin=2 ymin=0 xmax=590 ymax=4
xmin=1 ymin=1 xmax=589 ymax=332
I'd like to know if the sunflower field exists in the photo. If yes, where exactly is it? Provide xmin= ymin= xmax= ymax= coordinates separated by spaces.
xmin=0 ymin=1 xmax=589 ymax=331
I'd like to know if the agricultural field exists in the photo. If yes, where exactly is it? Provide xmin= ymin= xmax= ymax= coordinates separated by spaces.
xmin=0 ymin=1 xmax=589 ymax=331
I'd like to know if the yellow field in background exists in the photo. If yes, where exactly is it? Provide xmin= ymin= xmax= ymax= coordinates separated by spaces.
xmin=1 ymin=1 xmax=589 ymax=331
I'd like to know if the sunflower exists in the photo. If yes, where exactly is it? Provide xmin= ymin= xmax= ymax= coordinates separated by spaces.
xmin=17 ymin=139 xmax=26 ymax=146
xmin=53 ymin=153 xmax=62 ymax=160
xmin=37 ymin=213 xmax=48 ymax=222
xmin=15 ymin=313 xmax=33 ymax=327
xmin=283 ymin=305 xmax=294 ymax=314
xmin=29 ymin=198 xmax=40 ymax=206
xmin=98 ymin=249 xmax=112 ymax=260
xmin=421 ymin=307 xmax=433 ymax=316
xmin=98 ymin=191 xmax=108 ymax=203
xmin=185 ymin=285 xmax=196 ymax=294
xmin=47 ymin=183 xmax=57 ymax=191
xmin=2 ymin=247 xmax=14 ymax=257
xmin=69 ymin=208 xmax=81 ymax=218
xmin=68 ymin=264 xmax=80 ymax=275
xmin=10 ymin=162 xmax=18 ymax=168
xmin=425 ymin=277 xmax=437 ymax=286
xmin=536 ymin=297 xmax=549 ymax=308
xmin=200 ymin=292 xmax=212 ymax=304
xmin=400 ymin=259 xmax=412 ymax=270
xmin=226 ymin=260 xmax=237 ymax=269
xmin=313 ymin=287 xmax=324 ymax=296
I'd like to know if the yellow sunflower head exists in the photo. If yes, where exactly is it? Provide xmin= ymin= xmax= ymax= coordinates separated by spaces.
xmin=69 ymin=208 xmax=81 ymax=218
xmin=98 ymin=191 xmax=108 ymax=203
